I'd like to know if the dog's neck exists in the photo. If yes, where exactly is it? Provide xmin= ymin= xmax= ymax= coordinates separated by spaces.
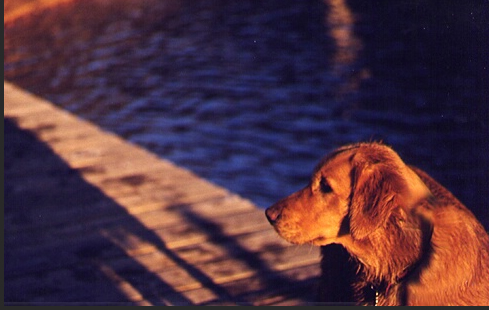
xmin=368 ymin=256 xmax=425 ymax=306
xmin=336 ymin=214 xmax=434 ymax=306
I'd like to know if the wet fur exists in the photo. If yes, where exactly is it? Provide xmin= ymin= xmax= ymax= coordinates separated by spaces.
xmin=265 ymin=142 xmax=489 ymax=305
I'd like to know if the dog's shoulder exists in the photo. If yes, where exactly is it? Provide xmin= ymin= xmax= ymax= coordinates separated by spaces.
xmin=408 ymin=164 xmax=488 ymax=241
xmin=407 ymin=165 xmax=489 ymax=306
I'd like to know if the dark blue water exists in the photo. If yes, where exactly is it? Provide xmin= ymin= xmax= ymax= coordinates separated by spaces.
xmin=4 ymin=0 xmax=488 ymax=226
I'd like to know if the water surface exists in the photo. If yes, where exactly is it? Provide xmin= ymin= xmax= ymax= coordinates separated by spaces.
xmin=4 ymin=0 xmax=488 ymax=226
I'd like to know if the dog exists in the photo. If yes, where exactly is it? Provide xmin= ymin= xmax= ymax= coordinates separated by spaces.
xmin=265 ymin=142 xmax=489 ymax=305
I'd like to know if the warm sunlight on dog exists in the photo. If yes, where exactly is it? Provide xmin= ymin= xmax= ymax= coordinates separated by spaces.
xmin=266 ymin=142 xmax=489 ymax=306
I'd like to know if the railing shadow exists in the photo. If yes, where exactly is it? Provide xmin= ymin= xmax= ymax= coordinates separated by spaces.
xmin=176 ymin=205 xmax=319 ymax=304
xmin=4 ymin=118 xmax=190 ymax=305
xmin=4 ymin=117 xmax=318 ymax=305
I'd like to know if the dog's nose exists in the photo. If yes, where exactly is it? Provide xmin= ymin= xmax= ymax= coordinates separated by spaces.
xmin=265 ymin=207 xmax=282 ymax=224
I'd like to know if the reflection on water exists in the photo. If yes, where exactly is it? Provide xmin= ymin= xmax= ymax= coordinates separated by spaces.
xmin=324 ymin=0 xmax=370 ymax=108
xmin=4 ymin=0 xmax=488 ymax=226
xmin=325 ymin=0 xmax=362 ymax=75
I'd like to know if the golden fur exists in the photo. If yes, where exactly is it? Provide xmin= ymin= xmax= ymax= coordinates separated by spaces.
xmin=265 ymin=142 xmax=489 ymax=305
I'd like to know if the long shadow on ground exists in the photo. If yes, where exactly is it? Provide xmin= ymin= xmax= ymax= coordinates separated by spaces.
xmin=4 ymin=117 xmax=318 ymax=305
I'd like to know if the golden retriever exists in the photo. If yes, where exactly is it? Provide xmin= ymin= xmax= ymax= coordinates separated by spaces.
xmin=265 ymin=142 xmax=489 ymax=305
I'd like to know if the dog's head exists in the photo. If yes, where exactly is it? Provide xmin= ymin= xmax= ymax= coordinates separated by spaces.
xmin=265 ymin=142 xmax=431 ymax=245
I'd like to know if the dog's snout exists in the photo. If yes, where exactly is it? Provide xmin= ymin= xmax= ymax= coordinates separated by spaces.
xmin=265 ymin=206 xmax=282 ymax=224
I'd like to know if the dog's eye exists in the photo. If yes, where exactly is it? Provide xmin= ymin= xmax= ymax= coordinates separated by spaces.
xmin=320 ymin=178 xmax=333 ymax=193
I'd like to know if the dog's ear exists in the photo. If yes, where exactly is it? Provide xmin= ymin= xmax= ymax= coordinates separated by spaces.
xmin=348 ymin=147 xmax=431 ymax=240
xmin=349 ymin=157 xmax=403 ymax=240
